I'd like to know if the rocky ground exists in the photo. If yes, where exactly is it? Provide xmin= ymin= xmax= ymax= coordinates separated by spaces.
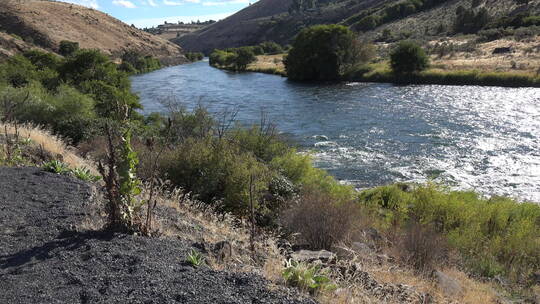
xmin=0 ymin=167 xmax=316 ymax=304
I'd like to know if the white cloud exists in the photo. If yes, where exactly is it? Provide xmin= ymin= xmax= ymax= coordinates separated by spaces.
xmin=128 ymin=12 xmax=233 ymax=27
xmin=163 ymin=0 xmax=184 ymax=5
xmin=147 ymin=0 xmax=158 ymax=6
xmin=113 ymin=0 xmax=137 ymax=8
xmin=61 ymin=0 xmax=99 ymax=9
xmin=202 ymin=0 xmax=248 ymax=6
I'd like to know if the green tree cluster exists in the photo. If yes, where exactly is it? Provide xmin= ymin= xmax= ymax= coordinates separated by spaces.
xmin=0 ymin=46 xmax=145 ymax=143
xmin=285 ymin=24 xmax=373 ymax=81
xmin=209 ymin=47 xmax=256 ymax=71
xmin=119 ymin=50 xmax=162 ymax=74
xmin=185 ymin=52 xmax=204 ymax=62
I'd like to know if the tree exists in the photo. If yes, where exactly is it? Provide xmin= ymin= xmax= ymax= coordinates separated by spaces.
xmin=233 ymin=47 xmax=256 ymax=71
xmin=285 ymin=24 xmax=370 ymax=81
xmin=390 ymin=40 xmax=429 ymax=74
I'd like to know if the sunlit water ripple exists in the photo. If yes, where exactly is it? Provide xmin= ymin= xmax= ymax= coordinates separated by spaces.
xmin=132 ymin=60 xmax=540 ymax=202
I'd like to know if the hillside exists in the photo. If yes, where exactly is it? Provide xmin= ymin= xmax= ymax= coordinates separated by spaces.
xmin=0 ymin=0 xmax=186 ymax=65
xmin=175 ymin=0 xmax=539 ymax=53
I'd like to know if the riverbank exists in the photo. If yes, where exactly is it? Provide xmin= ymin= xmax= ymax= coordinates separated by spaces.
xmin=241 ymin=54 xmax=540 ymax=87
xmin=349 ymin=62 xmax=540 ymax=88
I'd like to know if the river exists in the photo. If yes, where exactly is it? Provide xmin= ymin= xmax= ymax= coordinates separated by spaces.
xmin=131 ymin=60 xmax=540 ymax=202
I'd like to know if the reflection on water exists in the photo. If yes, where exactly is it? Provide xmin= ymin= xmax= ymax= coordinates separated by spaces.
xmin=132 ymin=60 xmax=540 ymax=202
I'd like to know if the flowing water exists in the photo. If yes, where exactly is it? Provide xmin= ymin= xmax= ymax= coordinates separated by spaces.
xmin=132 ymin=60 xmax=540 ymax=202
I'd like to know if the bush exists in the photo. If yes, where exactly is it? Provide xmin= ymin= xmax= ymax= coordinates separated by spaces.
xmin=285 ymin=24 xmax=372 ymax=81
xmin=258 ymin=41 xmax=283 ymax=55
xmin=282 ymin=260 xmax=334 ymax=294
xmin=58 ymin=40 xmax=79 ymax=57
xmin=390 ymin=40 xmax=429 ymax=74
xmin=392 ymin=222 xmax=448 ymax=273
xmin=281 ymin=188 xmax=360 ymax=250
xmin=233 ymin=47 xmax=256 ymax=70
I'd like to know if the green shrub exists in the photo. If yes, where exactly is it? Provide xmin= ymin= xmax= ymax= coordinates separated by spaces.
xmin=1 ymin=55 xmax=38 ymax=87
xmin=186 ymin=249 xmax=205 ymax=267
xmin=58 ymin=40 xmax=79 ymax=57
xmin=209 ymin=49 xmax=237 ymax=68
xmin=390 ymin=41 xmax=429 ymax=74
xmin=282 ymin=260 xmax=335 ymax=294
xmin=43 ymin=160 xmax=70 ymax=174
xmin=258 ymin=41 xmax=283 ymax=55
xmin=359 ymin=184 xmax=540 ymax=282
xmin=71 ymin=167 xmax=101 ymax=182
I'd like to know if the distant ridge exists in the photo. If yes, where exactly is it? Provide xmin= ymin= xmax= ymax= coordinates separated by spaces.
xmin=175 ymin=0 xmax=538 ymax=53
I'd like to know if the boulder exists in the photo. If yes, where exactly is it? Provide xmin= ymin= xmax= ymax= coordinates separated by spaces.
xmin=291 ymin=250 xmax=336 ymax=263
xmin=433 ymin=270 xmax=463 ymax=298
xmin=352 ymin=242 xmax=373 ymax=256
xmin=492 ymin=47 xmax=512 ymax=54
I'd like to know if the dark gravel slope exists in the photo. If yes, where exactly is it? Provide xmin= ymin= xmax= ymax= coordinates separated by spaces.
xmin=0 ymin=167 xmax=316 ymax=304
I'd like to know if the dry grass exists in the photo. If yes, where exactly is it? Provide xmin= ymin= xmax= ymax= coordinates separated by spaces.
xmin=0 ymin=122 xmax=97 ymax=173
xmin=431 ymin=36 xmax=540 ymax=74
xmin=247 ymin=54 xmax=286 ymax=75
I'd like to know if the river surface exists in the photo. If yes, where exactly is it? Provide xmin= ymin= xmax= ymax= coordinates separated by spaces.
xmin=132 ymin=60 xmax=540 ymax=202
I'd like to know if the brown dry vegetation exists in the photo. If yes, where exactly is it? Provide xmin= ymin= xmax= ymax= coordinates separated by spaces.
xmin=430 ymin=36 xmax=540 ymax=74
xmin=0 ymin=122 xmax=96 ymax=172
xmin=247 ymin=54 xmax=287 ymax=75
xmin=0 ymin=0 xmax=186 ymax=64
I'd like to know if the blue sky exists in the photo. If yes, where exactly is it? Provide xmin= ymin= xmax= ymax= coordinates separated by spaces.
xmin=60 ymin=0 xmax=256 ymax=27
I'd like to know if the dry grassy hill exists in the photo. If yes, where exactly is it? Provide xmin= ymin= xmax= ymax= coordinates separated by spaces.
xmin=0 ymin=0 xmax=186 ymax=64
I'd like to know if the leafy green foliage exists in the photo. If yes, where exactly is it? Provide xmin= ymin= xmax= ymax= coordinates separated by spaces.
xmin=185 ymin=52 xmax=204 ymax=62
xmin=120 ymin=50 xmax=162 ymax=74
xmin=209 ymin=47 xmax=256 ymax=71
xmin=258 ymin=41 xmax=283 ymax=55
xmin=359 ymin=184 xmax=540 ymax=283
xmin=282 ymin=259 xmax=335 ymax=294
xmin=58 ymin=40 xmax=79 ymax=57
xmin=390 ymin=41 xmax=429 ymax=74
xmin=71 ymin=167 xmax=101 ymax=182
xmin=42 ymin=160 xmax=70 ymax=174
xmin=285 ymin=24 xmax=372 ymax=81
xmin=153 ymin=106 xmax=352 ymax=222
xmin=186 ymin=249 xmax=205 ymax=267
